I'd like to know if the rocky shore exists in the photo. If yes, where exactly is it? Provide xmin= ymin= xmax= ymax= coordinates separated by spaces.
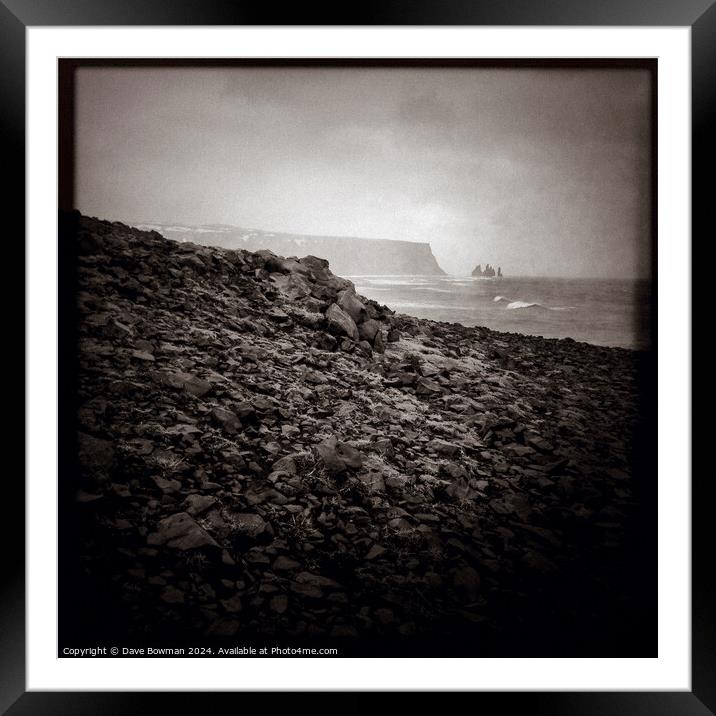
xmin=59 ymin=212 xmax=655 ymax=656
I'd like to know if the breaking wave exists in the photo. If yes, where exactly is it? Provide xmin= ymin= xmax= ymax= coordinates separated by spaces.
xmin=494 ymin=295 xmax=575 ymax=311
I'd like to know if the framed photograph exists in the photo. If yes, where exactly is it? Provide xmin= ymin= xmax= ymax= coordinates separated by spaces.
xmin=8 ymin=1 xmax=707 ymax=711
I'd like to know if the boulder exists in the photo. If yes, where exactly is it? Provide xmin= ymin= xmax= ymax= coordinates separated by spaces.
xmin=357 ymin=340 xmax=373 ymax=357
xmin=337 ymin=287 xmax=367 ymax=323
xmin=212 ymin=407 xmax=241 ymax=433
xmin=358 ymin=318 xmax=381 ymax=343
xmin=325 ymin=303 xmax=359 ymax=340
xmin=316 ymin=437 xmax=364 ymax=474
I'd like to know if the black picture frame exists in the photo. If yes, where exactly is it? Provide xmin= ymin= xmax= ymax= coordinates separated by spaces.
xmin=5 ymin=1 xmax=709 ymax=712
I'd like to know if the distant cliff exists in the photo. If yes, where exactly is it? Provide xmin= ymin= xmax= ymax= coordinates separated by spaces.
xmin=134 ymin=223 xmax=446 ymax=276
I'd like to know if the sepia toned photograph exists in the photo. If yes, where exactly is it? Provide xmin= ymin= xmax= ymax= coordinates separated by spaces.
xmin=57 ymin=59 xmax=657 ymax=658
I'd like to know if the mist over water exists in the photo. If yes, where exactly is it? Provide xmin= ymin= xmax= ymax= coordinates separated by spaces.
xmin=349 ymin=275 xmax=652 ymax=350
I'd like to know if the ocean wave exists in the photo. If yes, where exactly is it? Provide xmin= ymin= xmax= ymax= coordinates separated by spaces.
xmin=494 ymin=295 xmax=575 ymax=311
xmin=506 ymin=301 xmax=543 ymax=310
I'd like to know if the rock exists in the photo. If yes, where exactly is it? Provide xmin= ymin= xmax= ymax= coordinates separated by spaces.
xmin=152 ymin=475 xmax=181 ymax=493
xmin=299 ymin=254 xmax=330 ymax=273
xmin=230 ymin=513 xmax=273 ymax=543
xmin=442 ymin=463 xmax=468 ymax=480
xmin=234 ymin=401 xmax=256 ymax=420
xmin=337 ymin=287 xmax=367 ymax=323
xmin=357 ymin=340 xmax=373 ymax=357
xmin=147 ymin=512 xmax=219 ymax=550
xmin=428 ymin=438 xmax=460 ymax=457
xmin=505 ymin=444 xmax=535 ymax=458
xmin=183 ymin=494 xmax=217 ymax=516
xmin=416 ymin=377 xmax=443 ymax=396
xmin=273 ymin=555 xmax=301 ymax=572
xmin=526 ymin=434 xmax=555 ymax=453
xmin=295 ymin=571 xmax=340 ymax=588
xmin=357 ymin=472 xmax=385 ymax=493
xmin=358 ymin=318 xmax=381 ymax=343
xmin=212 ymin=407 xmax=241 ymax=433
xmin=267 ymin=307 xmax=291 ymax=323
xmin=246 ymin=549 xmax=270 ymax=564
xmin=325 ymin=303 xmax=359 ymax=340
xmin=221 ymin=594 xmax=243 ymax=613
xmin=445 ymin=478 xmax=476 ymax=501
xmin=365 ymin=544 xmax=387 ymax=560
xmin=373 ymin=331 xmax=385 ymax=353
xmin=387 ymin=328 xmax=401 ymax=342
xmin=131 ymin=349 xmax=155 ymax=362
xmin=385 ymin=475 xmax=408 ymax=489
xmin=162 ymin=371 xmax=212 ymax=397
xmin=273 ymin=456 xmax=298 ymax=474
xmin=76 ymin=490 xmax=103 ymax=503
xmin=251 ymin=396 xmax=276 ymax=414
xmin=290 ymin=582 xmax=323 ymax=599
xmin=316 ymin=437 xmax=364 ymax=474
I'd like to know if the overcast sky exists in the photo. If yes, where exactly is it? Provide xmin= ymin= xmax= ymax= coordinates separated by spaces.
xmin=75 ymin=66 xmax=651 ymax=277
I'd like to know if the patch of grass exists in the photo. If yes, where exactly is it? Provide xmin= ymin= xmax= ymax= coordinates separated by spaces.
xmin=148 ymin=452 xmax=186 ymax=475
xmin=277 ymin=512 xmax=319 ymax=543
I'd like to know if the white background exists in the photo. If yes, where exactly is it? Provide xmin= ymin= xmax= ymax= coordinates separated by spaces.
xmin=26 ymin=26 xmax=691 ymax=691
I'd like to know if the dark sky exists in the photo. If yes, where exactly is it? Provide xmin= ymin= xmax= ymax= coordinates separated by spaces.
xmin=75 ymin=66 xmax=652 ymax=277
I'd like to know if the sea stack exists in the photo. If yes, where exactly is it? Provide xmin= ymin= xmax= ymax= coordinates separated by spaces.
xmin=472 ymin=263 xmax=499 ymax=277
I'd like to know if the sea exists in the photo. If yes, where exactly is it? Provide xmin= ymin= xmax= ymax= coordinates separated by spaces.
xmin=348 ymin=275 xmax=653 ymax=351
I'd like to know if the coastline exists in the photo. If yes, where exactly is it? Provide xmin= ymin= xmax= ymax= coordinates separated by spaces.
xmin=59 ymin=212 xmax=656 ymax=656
